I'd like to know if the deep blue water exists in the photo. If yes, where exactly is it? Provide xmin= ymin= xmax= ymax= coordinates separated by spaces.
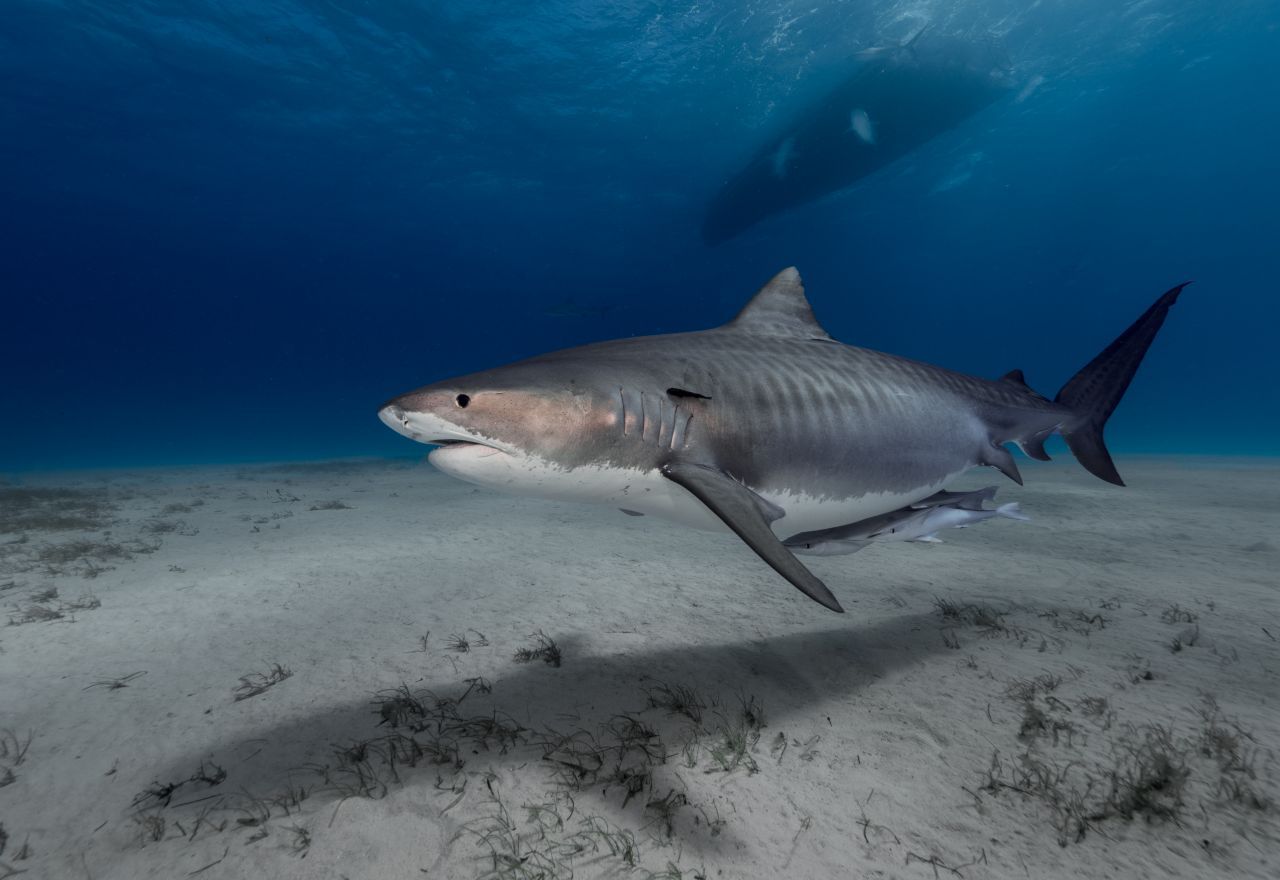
xmin=2 ymin=1 xmax=1278 ymax=471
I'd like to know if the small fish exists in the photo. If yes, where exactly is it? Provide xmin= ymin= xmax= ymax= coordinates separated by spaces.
xmin=850 ymin=108 xmax=876 ymax=144
xmin=1016 ymin=74 xmax=1046 ymax=103
xmin=772 ymin=136 xmax=796 ymax=180
xmin=899 ymin=501 xmax=1029 ymax=539
xmin=932 ymin=150 xmax=985 ymax=194
xmin=854 ymin=46 xmax=893 ymax=62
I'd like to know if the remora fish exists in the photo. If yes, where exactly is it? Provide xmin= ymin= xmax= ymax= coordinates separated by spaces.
xmin=703 ymin=34 xmax=1011 ymax=245
xmin=379 ymin=268 xmax=1187 ymax=612
xmin=784 ymin=487 xmax=1028 ymax=557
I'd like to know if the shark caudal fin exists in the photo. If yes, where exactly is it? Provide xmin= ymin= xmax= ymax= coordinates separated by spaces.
xmin=1055 ymin=282 xmax=1190 ymax=486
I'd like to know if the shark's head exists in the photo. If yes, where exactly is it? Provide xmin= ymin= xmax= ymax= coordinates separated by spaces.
xmin=378 ymin=357 xmax=646 ymax=496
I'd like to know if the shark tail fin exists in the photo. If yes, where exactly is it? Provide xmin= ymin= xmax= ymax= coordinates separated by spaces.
xmin=1055 ymin=282 xmax=1190 ymax=486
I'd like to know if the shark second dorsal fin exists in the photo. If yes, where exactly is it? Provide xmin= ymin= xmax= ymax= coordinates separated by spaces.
xmin=725 ymin=267 xmax=833 ymax=341
xmin=998 ymin=368 xmax=1051 ymax=404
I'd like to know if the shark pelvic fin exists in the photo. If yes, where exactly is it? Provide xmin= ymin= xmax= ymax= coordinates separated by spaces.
xmin=981 ymin=442 xmax=1023 ymax=485
xmin=726 ymin=267 xmax=834 ymax=341
xmin=661 ymin=462 xmax=844 ymax=612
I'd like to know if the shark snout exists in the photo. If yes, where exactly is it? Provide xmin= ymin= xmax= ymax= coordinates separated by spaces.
xmin=378 ymin=403 xmax=417 ymax=440
xmin=378 ymin=394 xmax=501 ymax=450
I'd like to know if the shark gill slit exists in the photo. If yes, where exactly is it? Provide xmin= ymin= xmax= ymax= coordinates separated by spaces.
xmin=621 ymin=387 xmax=643 ymax=437
xmin=618 ymin=387 xmax=687 ymax=449
xmin=670 ymin=410 xmax=691 ymax=451
xmin=643 ymin=391 xmax=662 ymax=444
xmin=657 ymin=398 xmax=675 ymax=448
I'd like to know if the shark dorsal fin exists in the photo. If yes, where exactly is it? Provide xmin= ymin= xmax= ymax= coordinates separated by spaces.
xmin=999 ymin=369 xmax=1051 ymax=403
xmin=1000 ymin=369 xmax=1030 ymax=388
xmin=725 ymin=267 xmax=833 ymax=340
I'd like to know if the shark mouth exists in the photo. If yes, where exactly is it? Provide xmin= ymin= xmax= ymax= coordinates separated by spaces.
xmin=377 ymin=405 xmax=508 ymax=455
xmin=426 ymin=440 xmax=508 ymax=467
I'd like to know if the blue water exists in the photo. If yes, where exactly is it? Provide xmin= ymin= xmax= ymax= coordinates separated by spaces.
xmin=2 ymin=1 xmax=1278 ymax=471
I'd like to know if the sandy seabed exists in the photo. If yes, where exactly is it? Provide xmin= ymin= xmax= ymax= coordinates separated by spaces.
xmin=0 ymin=455 xmax=1276 ymax=880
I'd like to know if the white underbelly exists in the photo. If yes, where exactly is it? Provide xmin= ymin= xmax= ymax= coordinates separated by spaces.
xmin=757 ymin=474 xmax=966 ymax=536
xmin=429 ymin=445 xmax=966 ymax=538
xmin=613 ymin=469 xmax=968 ymax=537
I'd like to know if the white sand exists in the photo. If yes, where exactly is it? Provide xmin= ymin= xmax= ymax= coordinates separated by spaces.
xmin=0 ymin=456 xmax=1276 ymax=879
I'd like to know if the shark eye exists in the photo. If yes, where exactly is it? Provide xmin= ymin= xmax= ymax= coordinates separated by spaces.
xmin=455 ymin=394 xmax=471 ymax=408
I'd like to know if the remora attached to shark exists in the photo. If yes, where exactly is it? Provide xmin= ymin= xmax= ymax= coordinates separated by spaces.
xmin=380 ymin=268 xmax=1186 ymax=612
xmin=783 ymin=485 xmax=1029 ymax=557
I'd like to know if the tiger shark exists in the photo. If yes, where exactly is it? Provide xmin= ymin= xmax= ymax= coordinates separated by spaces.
xmin=379 ymin=268 xmax=1186 ymax=612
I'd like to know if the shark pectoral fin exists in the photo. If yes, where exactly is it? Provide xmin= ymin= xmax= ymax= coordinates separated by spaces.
xmin=661 ymin=462 xmax=845 ymax=613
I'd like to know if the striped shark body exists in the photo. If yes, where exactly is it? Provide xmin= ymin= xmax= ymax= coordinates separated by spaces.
xmin=379 ymin=268 xmax=1187 ymax=612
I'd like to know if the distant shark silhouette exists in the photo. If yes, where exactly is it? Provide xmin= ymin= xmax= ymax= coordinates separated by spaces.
xmin=379 ymin=267 xmax=1187 ymax=613
xmin=703 ymin=33 xmax=1012 ymax=244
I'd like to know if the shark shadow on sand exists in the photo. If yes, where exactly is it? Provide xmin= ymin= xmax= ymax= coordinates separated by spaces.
xmin=134 ymin=613 xmax=949 ymax=858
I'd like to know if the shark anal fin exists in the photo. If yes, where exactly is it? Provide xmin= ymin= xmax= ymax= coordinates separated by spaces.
xmin=660 ymin=462 xmax=844 ymax=613
xmin=1018 ymin=432 xmax=1053 ymax=461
